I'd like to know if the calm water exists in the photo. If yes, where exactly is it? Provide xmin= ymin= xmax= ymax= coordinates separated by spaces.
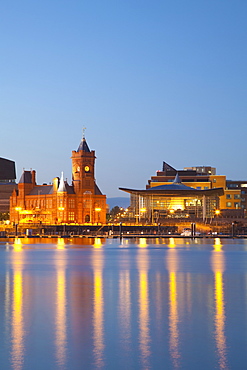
xmin=0 ymin=237 xmax=247 ymax=369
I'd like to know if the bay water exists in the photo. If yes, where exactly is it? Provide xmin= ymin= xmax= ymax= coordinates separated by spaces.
xmin=0 ymin=237 xmax=246 ymax=369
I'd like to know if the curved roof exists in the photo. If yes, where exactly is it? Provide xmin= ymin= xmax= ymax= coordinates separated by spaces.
xmin=148 ymin=173 xmax=194 ymax=191
xmin=119 ymin=173 xmax=224 ymax=197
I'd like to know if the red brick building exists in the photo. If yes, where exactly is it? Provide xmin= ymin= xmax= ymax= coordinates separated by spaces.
xmin=10 ymin=137 xmax=106 ymax=225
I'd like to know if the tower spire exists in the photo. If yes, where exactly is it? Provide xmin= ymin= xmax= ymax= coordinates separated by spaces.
xmin=82 ymin=127 xmax=86 ymax=139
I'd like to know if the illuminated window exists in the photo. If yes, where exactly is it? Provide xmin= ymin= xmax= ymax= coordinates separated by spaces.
xmin=234 ymin=194 xmax=240 ymax=199
xmin=234 ymin=202 xmax=240 ymax=209
xmin=68 ymin=212 xmax=74 ymax=221
xmin=69 ymin=199 xmax=75 ymax=208
xmin=226 ymin=202 xmax=232 ymax=207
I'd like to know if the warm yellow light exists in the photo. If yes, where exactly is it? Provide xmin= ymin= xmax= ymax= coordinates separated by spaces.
xmin=168 ymin=238 xmax=176 ymax=248
xmin=13 ymin=238 xmax=23 ymax=251
xmin=95 ymin=208 xmax=101 ymax=212
xmin=15 ymin=207 xmax=22 ymax=212
xmin=169 ymin=209 xmax=175 ymax=214
xmin=57 ymin=238 xmax=65 ymax=249
xmin=58 ymin=207 xmax=65 ymax=211
xmin=93 ymin=238 xmax=102 ymax=248
xmin=215 ymin=209 xmax=220 ymax=215
xmin=140 ymin=208 xmax=146 ymax=213
xmin=139 ymin=238 xmax=147 ymax=248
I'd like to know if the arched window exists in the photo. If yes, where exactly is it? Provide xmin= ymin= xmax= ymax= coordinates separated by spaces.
xmin=85 ymin=214 xmax=90 ymax=222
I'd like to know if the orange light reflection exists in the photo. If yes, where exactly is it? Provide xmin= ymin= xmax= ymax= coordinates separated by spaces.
xmin=55 ymin=253 xmax=67 ymax=367
xmin=92 ymin=251 xmax=104 ymax=367
xmin=137 ymin=248 xmax=150 ymax=368
xmin=211 ymin=241 xmax=228 ymax=369
xmin=167 ymin=248 xmax=180 ymax=368
xmin=11 ymin=250 xmax=25 ymax=370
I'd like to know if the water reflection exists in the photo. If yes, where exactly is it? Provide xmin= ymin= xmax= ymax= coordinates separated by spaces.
xmin=92 ymin=250 xmax=105 ymax=367
xmin=167 ymin=238 xmax=180 ymax=368
xmin=57 ymin=237 xmax=65 ymax=250
xmin=211 ymin=238 xmax=228 ymax=369
xmin=11 ymin=239 xmax=25 ymax=370
xmin=137 ymin=241 xmax=151 ymax=368
xmin=139 ymin=238 xmax=147 ymax=248
xmin=55 ymin=246 xmax=67 ymax=368
xmin=93 ymin=238 xmax=102 ymax=248
xmin=118 ymin=269 xmax=131 ymax=351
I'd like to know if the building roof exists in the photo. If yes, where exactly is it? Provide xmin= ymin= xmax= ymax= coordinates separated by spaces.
xmin=95 ymin=184 xmax=103 ymax=195
xmin=77 ymin=137 xmax=90 ymax=152
xmin=120 ymin=174 xmax=224 ymax=197
xmin=29 ymin=185 xmax=54 ymax=195
xmin=0 ymin=157 xmax=16 ymax=181
xmin=19 ymin=171 xmax=32 ymax=184
xmin=28 ymin=182 xmax=75 ymax=196
xmin=162 ymin=161 xmax=177 ymax=173
xmin=148 ymin=173 xmax=195 ymax=191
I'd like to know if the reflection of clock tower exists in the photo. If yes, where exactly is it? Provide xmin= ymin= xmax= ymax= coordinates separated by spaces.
xmin=71 ymin=137 xmax=96 ymax=194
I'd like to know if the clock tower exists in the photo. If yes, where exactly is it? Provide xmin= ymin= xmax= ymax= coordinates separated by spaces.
xmin=71 ymin=137 xmax=96 ymax=194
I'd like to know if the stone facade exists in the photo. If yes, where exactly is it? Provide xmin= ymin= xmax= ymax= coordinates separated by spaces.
xmin=10 ymin=138 xmax=106 ymax=225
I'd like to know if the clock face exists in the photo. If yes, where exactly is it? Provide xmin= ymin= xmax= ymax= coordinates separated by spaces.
xmin=84 ymin=166 xmax=90 ymax=172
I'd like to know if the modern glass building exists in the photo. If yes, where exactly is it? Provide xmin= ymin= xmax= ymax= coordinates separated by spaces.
xmin=120 ymin=174 xmax=224 ymax=223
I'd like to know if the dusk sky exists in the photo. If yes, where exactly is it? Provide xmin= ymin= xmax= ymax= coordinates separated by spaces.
xmin=1 ymin=1 xmax=247 ymax=198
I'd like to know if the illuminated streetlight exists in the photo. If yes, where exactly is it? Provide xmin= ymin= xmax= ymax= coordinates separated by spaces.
xmin=95 ymin=207 xmax=101 ymax=223
xmin=215 ymin=209 xmax=220 ymax=229
xmin=15 ymin=207 xmax=22 ymax=236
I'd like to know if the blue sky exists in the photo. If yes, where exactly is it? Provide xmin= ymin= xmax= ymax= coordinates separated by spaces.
xmin=1 ymin=1 xmax=247 ymax=197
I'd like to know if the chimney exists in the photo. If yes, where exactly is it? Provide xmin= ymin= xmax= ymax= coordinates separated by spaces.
xmin=31 ymin=170 xmax=36 ymax=186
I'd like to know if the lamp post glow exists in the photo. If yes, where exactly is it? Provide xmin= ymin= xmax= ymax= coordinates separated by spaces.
xmin=139 ymin=207 xmax=146 ymax=223
xmin=15 ymin=207 xmax=22 ymax=236
xmin=58 ymin=207 xmax=65 ymax=224
xmin=215 ymin=209 xmax=220 ymax=228
xmin=95 ymin=207 xmax=101 ymax=223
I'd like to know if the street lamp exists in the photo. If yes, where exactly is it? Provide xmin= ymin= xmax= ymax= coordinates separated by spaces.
xmin=139 ymin=207 xmax=146 ymax=223
xmin=58 ymin=207 xmax=65 ymax=224
xmin=95 ymin=207 xmax=101 ymax=223
xmin=15 ymin=207 xmax=22 ymax=236
xmin=215 ymin=209 xmax=220 ymax=228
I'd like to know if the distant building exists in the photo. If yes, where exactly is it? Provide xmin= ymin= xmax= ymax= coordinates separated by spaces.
xmin=120 ymin=162 xmax=245 ymax=221
xmin=0 ymin=157 xmax=17 ymax=213
xmin=120 ymin=172 xmax=224 ymax=222
xmin=149 ymin=162 xmax=243 ymax=216
xmin=10 ymin=137 xmax=106 ymax=225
